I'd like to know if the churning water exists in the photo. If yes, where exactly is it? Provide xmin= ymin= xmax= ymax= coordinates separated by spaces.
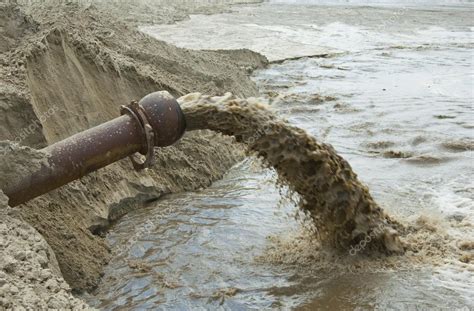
xmin=89 ymin=1 xmax=473 ymax=309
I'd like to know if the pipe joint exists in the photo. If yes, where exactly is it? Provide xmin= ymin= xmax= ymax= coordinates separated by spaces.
xmin=3 ymin=91 xmax=187 ymax=206
xmin=120 ymin=100 xmax=155 ymax=170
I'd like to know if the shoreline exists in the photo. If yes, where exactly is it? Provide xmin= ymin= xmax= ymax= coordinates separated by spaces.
xmin=0 ymin=1 xmax=267 ymax=308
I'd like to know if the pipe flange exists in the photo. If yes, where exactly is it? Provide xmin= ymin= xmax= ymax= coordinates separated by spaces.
xmin=120 ymin=100 xmax=156 ymax=171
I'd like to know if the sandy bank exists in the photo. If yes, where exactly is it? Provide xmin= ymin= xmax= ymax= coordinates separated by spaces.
xmin=1 ymin=190 xmax=91 ymax=309
xmin=0 ymin=0 xmax=267 ymax=308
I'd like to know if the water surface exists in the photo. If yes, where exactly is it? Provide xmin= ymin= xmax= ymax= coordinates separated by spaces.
xmin=90 ymin=2 xmax=473 ymax=309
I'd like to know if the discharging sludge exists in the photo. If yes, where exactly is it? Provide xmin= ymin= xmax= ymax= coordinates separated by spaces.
xmin=2 ymin=89 xmax=403 ymax=254
xmin=180 ymin=92 xmax=404 ymax=253
xmin=2 ymin=1 xmax=472 ymax=309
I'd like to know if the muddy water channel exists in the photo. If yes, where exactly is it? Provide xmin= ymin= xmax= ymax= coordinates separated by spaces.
xmin=89 ymin=2 xmax=473 ymax=310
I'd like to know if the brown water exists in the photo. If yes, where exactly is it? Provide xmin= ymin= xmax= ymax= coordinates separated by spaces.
xmin=181 ymin=93 xmax=403 ymax=253
xmin=88 ymin=2 xmax=473 ymax=309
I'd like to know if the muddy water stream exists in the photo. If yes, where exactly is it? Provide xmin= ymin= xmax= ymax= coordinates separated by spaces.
xmin=89 ymin=1 xmax=473 ymax=309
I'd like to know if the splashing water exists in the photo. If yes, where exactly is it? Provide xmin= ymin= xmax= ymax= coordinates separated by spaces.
xmin=90 ymin=2 xmax=473 ymax=309
xmin=180 ymin=93 xmax=404 ymax=253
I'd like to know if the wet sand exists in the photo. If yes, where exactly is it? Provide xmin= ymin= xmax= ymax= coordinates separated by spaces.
xmin=0 ymin=0 xmax=263 ymax=309
xmin=1 ymin=0 xmax=473 ymax=309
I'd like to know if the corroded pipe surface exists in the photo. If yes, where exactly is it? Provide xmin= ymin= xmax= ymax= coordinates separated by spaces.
xmin=4 ymin=91 xmax=186 ymax=207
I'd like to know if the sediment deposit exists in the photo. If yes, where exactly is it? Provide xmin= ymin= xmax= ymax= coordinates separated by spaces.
xmin=0 ymin=190 xmax=92 ymax=310
xmin=0 ymin=1 xmax=265 ymax=307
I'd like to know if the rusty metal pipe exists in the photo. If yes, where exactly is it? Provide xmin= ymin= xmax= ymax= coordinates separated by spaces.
xmin=4 ymin=91 xmax=186 ymax=207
